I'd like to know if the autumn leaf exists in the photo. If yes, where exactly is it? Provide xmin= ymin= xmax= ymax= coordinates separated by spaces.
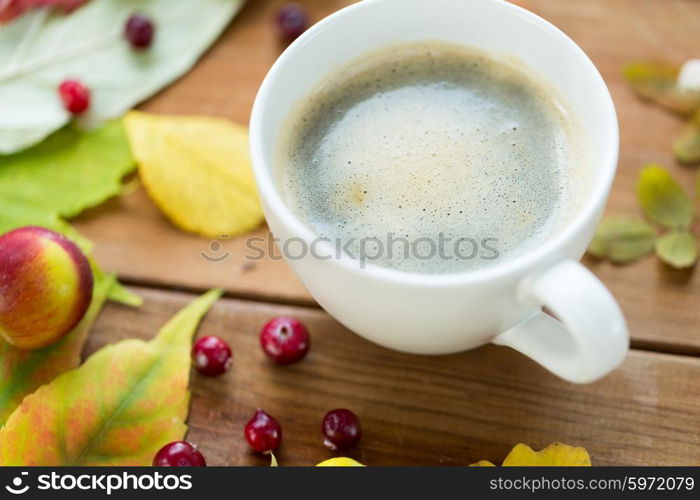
xmin=655 ymin=230 xmax=698 ymax=269
xmin=623 ymin=62 xmax=700 ymax=116
xmin=0 ymin=0 xmax=245 ymax=153
xmin=0 ymin=121 xmax=134 ymax=252
xmin=470 ymin=460 xmax=496 ymax=467
xmin=637 ymin=165 xmax=694 ymax=229
xmin=316 ymin=458 xmax=365 ymax=467
xmin=471 ymin=443 xmax=591 ymax=467
xmin=0 ymin=121 xmax=134 ymax=220
xmin=673 ymin=110 xmax=700 ymax=165
xmin=123 ymin=111 xmax=264 ymax=238
xmin=502 ymin=443 xmax=591 ymax=466
xmin=588 ymin=217 xmax=656 ymax=264
xmin=0 ymin=289 xmax=222 ymax=466
xmin=0 ymin=267 xmax=116 ymax=426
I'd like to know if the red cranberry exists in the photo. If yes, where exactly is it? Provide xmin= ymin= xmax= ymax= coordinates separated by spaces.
xmin=125 ymin=13 xmax=155 ymax=49
xmin=275 ymin=3 xmax=309 ymax=41
xmin=260 ymin=316 xmax=310 ymax=365
xmin=192 ymin=335 xmax=232 ymax=376
xmin=244 ymin=409 xmax=282 ymax=453
xmin=58 ymin=79 xmax=90 ymax=114
xmin=322 ymin=409 xmax=361 ymax=451
xmin=153 ymin=441 xmax=206 ymax=466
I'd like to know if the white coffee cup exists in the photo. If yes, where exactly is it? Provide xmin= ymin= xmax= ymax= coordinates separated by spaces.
xmin=250 ymin=0 xmax=627 ymax=383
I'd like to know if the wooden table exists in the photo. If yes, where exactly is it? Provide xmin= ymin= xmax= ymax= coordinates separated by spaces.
xmin=74 ymin=0 xmax=700 ymax=466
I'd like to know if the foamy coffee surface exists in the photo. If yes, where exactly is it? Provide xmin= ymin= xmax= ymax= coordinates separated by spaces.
xmin=278 ymin=41 xmax=585 ymax=274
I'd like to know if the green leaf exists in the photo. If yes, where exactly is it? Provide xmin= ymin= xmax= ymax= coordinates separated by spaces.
xmin=588 ymin=217 xmax=657 ymax=264
xmin=623 ymin=62 xmax=700 ymax=116
xmin=0 ymin=268 xmax=115 ymax=426
xmin=0 ymin=0 xmax=246 ymax=154
xmin=0 ymin=289 xmax=222 ymax=466
xmin=655 ymin=231 xmax=698 ymax=269
xmin=0 ymin=120 xmax=134 ymax=255
xmin=0 ymin=121 xmax=134 ymax=218
xmin=673 ymin=110 xmax=700 ymax=165
xmin=0 ymin=203 xmax=92 ymax=252
xmin=106 ymin=281 xmax=143 ymax=307
xmin=637 ymin=165 xmax=694 ymax=229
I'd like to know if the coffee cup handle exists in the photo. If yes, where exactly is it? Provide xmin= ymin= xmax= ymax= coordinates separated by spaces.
xmin=493 ymin=260 xmax=629 ymax=383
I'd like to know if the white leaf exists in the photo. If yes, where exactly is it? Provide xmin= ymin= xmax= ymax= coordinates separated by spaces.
xmin=0 ymin=0 xmax=245 ymax=154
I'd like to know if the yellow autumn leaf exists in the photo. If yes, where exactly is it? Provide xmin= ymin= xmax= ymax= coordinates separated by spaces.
xmin=317 ymin=457 xmax=365 ymax=467
xmin=471 ymin=443 xmax=591 ymax=467
xmin=123 ymin=111 xmax=264 ymax=238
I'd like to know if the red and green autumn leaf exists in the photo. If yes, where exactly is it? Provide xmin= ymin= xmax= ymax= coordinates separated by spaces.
xmin=0 ymin=267 xmax=115 ymax=426
xmin=0 ymin=288 xmax=221 ymax=466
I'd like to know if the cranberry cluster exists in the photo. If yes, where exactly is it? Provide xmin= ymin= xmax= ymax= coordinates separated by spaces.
xmin=154 ymin=314 xmax=362 ymax=465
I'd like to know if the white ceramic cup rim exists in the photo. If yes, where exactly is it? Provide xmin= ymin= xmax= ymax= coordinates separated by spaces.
xmin=249 ymin=0 xmax=619 ymax=288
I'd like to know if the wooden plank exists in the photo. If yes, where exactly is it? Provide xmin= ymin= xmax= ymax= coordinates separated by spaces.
xmin=73 ymin=0 xmax=700 ymax=350
xmin=87 ymin=286 xmax=700 ymax=466
xmin=74 ymin=191 xmax=310 ymax=304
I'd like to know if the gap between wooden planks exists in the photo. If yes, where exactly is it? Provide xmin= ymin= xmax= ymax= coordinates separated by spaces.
xmin=87 ymin=286 xmax=700 ymax=466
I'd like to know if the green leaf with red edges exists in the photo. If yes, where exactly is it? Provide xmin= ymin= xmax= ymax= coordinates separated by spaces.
xmin=0 ymin=288 xmax=221 ymax=466
xmin=0 ymin=267 xmax=115 ymax=426
xmin=623 ymin=62 xmax=700 ymax=116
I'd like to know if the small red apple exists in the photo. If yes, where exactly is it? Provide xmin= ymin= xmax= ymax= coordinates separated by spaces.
xmin=0 ymin=226 xmax=93 ymax=349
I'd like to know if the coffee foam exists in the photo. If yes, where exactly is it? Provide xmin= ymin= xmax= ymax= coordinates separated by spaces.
xmin=277 ymin=41 xmax=588 ymax=274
